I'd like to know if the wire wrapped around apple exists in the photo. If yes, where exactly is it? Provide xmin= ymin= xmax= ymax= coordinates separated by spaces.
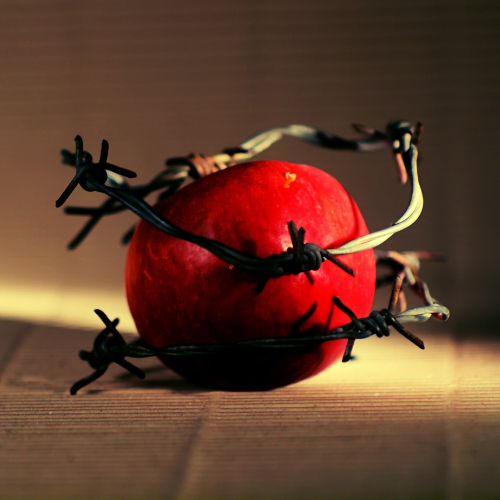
xmin=125 ymin=160 xmax=375 ymax=390
xmin=56 ymin=121 xmax=450 ymax=395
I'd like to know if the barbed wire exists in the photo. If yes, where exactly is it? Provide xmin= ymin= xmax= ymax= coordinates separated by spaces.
xmin=67 ymin=248 xmax=450 ymax=395
xmin=375 ymin=249 xmax=449 ymax=321
xmin=70 ymin=274 xmax=449 ymax=395
xmin=57 ymin=120 xmax=422 ymax=256
xmin=54 ymin=120 xmax=450 ymax=395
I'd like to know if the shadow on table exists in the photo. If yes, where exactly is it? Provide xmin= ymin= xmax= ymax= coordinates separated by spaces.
xmin=116 ymin=364 xmax=209 ymax=393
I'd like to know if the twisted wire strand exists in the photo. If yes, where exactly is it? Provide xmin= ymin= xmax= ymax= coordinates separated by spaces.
xmin=98 ymin=121 xmax=420 ymax=257
xmin=69 ymin=296 xmax=448 ymax=395
xmin=56 ymin=121 xmax=421 ymax=261
xmin=329 ymin=122 xmax=423 ymax=255
xmin=211 ymin=124 xmax=389 ymax=164
xmin=68 ymin=252 xmax=450 ymax=394
xmin=97 ymin=182 xmax=345 ymax=279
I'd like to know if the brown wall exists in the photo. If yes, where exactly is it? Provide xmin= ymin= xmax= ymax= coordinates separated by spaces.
xmin=0 ymin=0 xmax=498 ymax=332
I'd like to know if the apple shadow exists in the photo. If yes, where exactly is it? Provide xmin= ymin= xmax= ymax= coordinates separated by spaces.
xmin=115 ymin=364 xmax=291 ymax=394
xmin=289 ymin=298 xmax=336 ymax=338
xmin=116 ymin=364 xmax=211 ymax=393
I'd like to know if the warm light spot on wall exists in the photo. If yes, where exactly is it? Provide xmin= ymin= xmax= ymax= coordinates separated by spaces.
xmin=0 ymin=281 xmax=137 ymax=333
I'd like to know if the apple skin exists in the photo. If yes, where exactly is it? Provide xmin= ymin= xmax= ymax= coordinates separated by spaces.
xmin=125 ymin=160 xmax=375 ymax=390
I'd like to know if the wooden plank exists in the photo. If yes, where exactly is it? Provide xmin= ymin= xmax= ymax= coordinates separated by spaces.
xmin=0 ymin=320 xmax=32 ymax=381
xmin=0 ymin=391 xmax=208 ymax=499
xmin=445 ymin=339 xmax=500 ymax=499
xmin=0 ymin=323 xmax=208 ymax=499
xmin=174 ymin=331 xmax=456 ymax=499
xmin=0 ymin=321 xmax=499 ymax=499
xmin=0 ymin=323 xmax=183 ymax=393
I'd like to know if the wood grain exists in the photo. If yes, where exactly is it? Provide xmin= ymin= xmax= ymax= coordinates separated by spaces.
xmin=1 ymin=320 xmax=499 ymax=499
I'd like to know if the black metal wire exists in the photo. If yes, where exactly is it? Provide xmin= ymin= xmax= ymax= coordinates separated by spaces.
xmin=69 ymin=314 xmax=145 ymax=396
xmin=58 ymin=121 xmax=422 ymax=254
xmin=57 ymin=122 xmax=400 ymax=250
xmin=56 ymin=136 xmax=354 ymax=290
xmin=69 ymin=297 xmax=424 ymax=395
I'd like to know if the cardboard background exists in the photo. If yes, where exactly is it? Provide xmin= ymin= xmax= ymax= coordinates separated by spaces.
xmin=0 ymin=0 xmax=498 ymax=332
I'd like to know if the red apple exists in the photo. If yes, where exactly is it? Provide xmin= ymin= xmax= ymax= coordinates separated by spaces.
xmin=125 ymin=160 xmax=375 ymax=390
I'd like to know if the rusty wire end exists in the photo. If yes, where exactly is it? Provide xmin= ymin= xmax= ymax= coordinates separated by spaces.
xmin=413 ymin=122 xmax=424 ymax=145
xmin=388 ymin=272 xmax=405 ymax=312
xmin=376 ymin=250 xmax=450 ymax=322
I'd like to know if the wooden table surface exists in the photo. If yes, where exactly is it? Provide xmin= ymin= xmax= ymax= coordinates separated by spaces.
xmin=1 ymin=320 xmax=499 ymax=499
